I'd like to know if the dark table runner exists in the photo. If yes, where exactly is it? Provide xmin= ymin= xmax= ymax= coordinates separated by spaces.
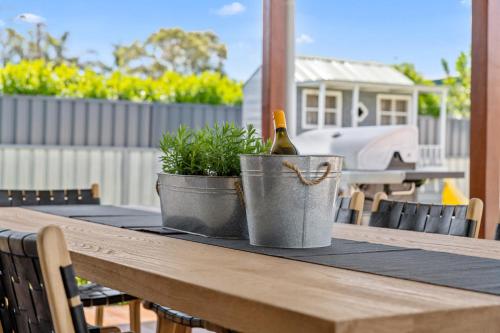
xmin=79 ymin=215 xmax=163 ymax=228
xmin=28 ymin=205 xmax=500 ymax=296
xmin=30 ymin=205 xmax=158 ymax=218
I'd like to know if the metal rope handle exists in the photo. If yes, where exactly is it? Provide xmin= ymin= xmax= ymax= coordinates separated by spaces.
xmin=282 ymin=160 xmax=332 ymax=186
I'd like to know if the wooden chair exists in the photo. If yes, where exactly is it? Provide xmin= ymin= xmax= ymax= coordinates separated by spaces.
xmin=495 ymin=220 xmax=500 ymax=240
xmin=334 ymin=191 xmax=364 ymax=225
xmin=143 ymin=301 xmax=235 ymax=333
xmin=369 ymin=192 xmax=483 ymax=238
xmin=0 ymin=184 xmax=141 ymax=332
xmin=0 ymin=225 xmax=130 ymax=333
xmin=0 ymin=184 xmax=101 ymax=206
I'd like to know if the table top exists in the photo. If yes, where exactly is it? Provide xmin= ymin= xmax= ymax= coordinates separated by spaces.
xmin=1 ymin=207 xmax=500 ymax=333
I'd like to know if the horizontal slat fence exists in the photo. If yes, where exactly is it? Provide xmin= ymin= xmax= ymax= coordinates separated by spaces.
xmin=0 ymin=95 xmax=241 ymax=147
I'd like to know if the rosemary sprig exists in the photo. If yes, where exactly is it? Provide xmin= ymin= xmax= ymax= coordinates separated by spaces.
xmin=159 ymin=122 xmax=271 ymax=176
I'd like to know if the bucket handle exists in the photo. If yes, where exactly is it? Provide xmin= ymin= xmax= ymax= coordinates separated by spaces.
xmin=155 ymin=180 xmax=160 ymax=196
xmin=282 ymin=160 xmax=332 ymax=186
xmin=234 ymin=180 xmax=246 ymax=209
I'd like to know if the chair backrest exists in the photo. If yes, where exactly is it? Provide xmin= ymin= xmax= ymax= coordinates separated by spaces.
xmin=369 ymin=192 xmax=483 ymax=238
xmin=0 ymin=226 xmax=87 ymax=333
xmin=334 ymin=191 xmax=365 ymax=225
xmin=0 ymin=184 xmax=100 ymax=207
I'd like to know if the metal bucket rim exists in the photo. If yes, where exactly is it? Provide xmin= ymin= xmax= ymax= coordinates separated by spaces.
xmin=239 ymin=154 xmax=344 ymax=158
xmin=158 ymin=173 xmax=241 ymax=180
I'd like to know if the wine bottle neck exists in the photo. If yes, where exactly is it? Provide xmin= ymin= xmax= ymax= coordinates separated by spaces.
xmin=275 ymin=127 xmax=288 ymax=136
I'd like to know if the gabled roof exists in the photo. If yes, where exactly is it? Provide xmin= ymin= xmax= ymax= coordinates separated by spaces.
xmin=294 ymin=55 xmax=414 ymax=86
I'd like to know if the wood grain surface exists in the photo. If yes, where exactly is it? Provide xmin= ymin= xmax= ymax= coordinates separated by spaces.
xmin=1 ymin=207 xmax=500 ymax=333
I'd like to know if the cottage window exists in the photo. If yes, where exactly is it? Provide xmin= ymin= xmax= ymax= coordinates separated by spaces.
xmin=305 ymin=92 xmax=319 ymax=126
xmin=324 ymin=93 xmax=341 ymax=126
xmin=302 ymin=89 xmax=342 ymax=129
xmin=376 ymin=95 xmax=411 ymax=125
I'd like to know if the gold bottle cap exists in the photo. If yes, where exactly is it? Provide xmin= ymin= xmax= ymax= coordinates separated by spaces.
xmin=273 ymin=110 xmax=287 ymax=129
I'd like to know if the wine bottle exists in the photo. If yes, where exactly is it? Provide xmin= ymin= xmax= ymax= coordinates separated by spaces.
xmin=271 ymin=109 xmax=299 ymax=155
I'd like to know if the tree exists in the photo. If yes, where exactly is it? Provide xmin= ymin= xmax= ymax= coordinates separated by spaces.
xmin=146 ymin=28 xmax=227 ymax=75
xmin=441 ymin=51 xmax=470 ymax=117
xmin=393 ymin=63 xmax=440 ymax=117
xmin=1 ymin=26 xmax=229 ymax=78
xmin=16 ymin=13 xmax=45 ymax=60
xmin=0 ymin=28 xmax=26 ymax=65
xmin=45 ymin=31 xmax=77 ymax=64
xmin=0 ymin=24 xmax=84 ymax=67
xmin=112 ymin=41 xmax=147 ymax=72
xmin=113 ymin=28 xmax=228 ymax=77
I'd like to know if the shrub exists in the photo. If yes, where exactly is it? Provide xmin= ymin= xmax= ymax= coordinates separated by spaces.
xmin=0 ymin=60 xmax=243 ymax=105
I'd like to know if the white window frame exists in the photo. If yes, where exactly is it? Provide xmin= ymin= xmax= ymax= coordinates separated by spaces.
xmin=323 ymin=91 xmax=343 ymax=128
xmin=376 ymin=94 xmax=412 ymax=125
xmin=302 ymin=89 xmax=320 ymax=129
xmin=302 ymin=89 xmax=342 ymax=129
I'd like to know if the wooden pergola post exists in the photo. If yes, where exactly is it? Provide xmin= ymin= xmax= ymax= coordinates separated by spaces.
xmin=470 ymin=0 xmax=500 ymax=238
xmin=262 ymin=0 xmax=499 ymax=237
xmin=262 ymin=0 xmax=294 ymax=140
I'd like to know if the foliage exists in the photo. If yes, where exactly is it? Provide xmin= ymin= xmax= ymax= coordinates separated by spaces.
xmin=113 ymin=28 xmax=227 ymax=77
xmin=393 ymin=63 xmax=440 ymax=117
xmin=0 ymin=60 xmax=243 ymax=105
xmin=0 ymin=28 xmax=26 ymax=65
xmin=441 ymin=51 xmax=471 ymax=117
xmin=395 ymin=51 xmax=472 ymax=118
xmin=76 ymin=277 xmax=89 ymax=286
xmin=0 ymin=26 xmax=227 ymax=76
xmin=159 ymin=123 xmax=271 ymax=176
xmin=0 ymin=25 xmax=93 ymax=68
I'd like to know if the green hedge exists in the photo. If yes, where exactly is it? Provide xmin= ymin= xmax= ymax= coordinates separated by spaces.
xmin=0 ymin=60 xmax=243 ymax=105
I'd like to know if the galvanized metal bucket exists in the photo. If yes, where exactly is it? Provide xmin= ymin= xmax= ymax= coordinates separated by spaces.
xmin=240 ymin=155 xmax=343 ymax=248
xmin=157 ymin=173 xmax=248 ymax=239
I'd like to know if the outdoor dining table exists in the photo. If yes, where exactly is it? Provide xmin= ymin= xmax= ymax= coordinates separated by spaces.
xmin=1 ymin=206 xmax=500 ymax=333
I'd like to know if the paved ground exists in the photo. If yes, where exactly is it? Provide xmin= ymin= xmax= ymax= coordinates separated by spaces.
xmin=84 ymin=305 xmax=208 ymax=332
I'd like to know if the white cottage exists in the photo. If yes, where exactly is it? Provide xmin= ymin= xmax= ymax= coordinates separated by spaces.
xmin=242 ymin=55 xmax=448 ymax=163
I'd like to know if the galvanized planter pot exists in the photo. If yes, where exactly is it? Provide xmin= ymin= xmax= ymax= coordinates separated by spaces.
xmin=157 ymin=173 xmax=248 ymax=239
xmin=240 ymin=155 xmax=343 ymax=248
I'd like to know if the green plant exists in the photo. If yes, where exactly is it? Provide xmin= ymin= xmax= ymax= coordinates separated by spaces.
xmin=1 ymin=26 xmax=227 ymax=74
xmin=441 ymin=51 xmax=471 ymax=117
xmin=0 ymin=60 xmax=243 ymax=105
xmin=393 ymin=62 xmax=440 ymax=117
xmin=160 ymin=123 xmax=271 ymax=176
xmin=114 ymin=28 xmax=227 ymax=77
xmin=394 ymin=51 xmax=472 ymax=118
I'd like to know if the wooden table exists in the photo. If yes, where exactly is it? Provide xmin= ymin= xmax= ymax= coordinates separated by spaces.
xmin=1 ymin=207 xmax=500 ymax=333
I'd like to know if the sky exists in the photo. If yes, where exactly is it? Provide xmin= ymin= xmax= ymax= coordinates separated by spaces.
xmin=0 ymin=0 xmax=472 ymax=81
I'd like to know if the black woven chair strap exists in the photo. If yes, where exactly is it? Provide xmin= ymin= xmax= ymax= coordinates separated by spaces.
xmin=0 ymin=188 xmax=100 ymax=207
xmin=369 ymin=200 xmax=475 ymax=237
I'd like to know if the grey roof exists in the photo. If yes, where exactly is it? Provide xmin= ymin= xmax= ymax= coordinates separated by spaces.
xmin=295 ymin=56 xmax=414 ymax=86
